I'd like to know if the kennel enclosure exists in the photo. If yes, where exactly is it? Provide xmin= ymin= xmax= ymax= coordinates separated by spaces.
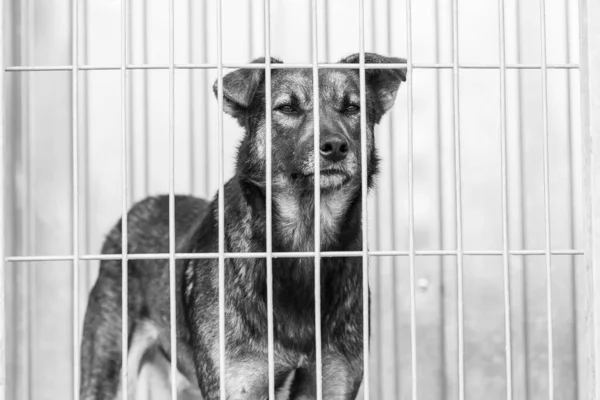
xmin=1 ymin=0 xmax=600 ymax=399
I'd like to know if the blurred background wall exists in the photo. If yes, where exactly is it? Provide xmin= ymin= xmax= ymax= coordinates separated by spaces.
xmin=3 ymin=0 xmax=583 ymax=398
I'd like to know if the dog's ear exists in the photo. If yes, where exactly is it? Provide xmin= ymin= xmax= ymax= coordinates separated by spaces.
xmin=214 ymin=57 xmax=283 ymax=122
xmin=340 ymin=53 xmax=406 ymax=116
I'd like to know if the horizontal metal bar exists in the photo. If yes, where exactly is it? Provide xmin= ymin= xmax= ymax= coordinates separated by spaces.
xmin=5 ymin=255 xmax=77 ymax=262
xmin=5 ymin=63 xmax=581 ymax=73
xmin=4 ymin=248 xmax=585 ymax=262
xmin=414 ymin=63 xmax=580 ymax=70
xmin=4 ymin=65 xmax=171 ymax=72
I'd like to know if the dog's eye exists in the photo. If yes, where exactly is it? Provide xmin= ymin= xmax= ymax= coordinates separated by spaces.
xmin=344 ymin=105 xmax=360 ymax=114
xmin=276 ymin=105 xmax=298 ymax=114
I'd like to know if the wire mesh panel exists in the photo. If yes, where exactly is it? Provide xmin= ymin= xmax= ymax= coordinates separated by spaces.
xmin=1 ymin=0 xmax=597 ymax=399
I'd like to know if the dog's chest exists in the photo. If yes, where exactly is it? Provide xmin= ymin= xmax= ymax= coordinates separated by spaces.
xmin=269 ymin=256 xmax=361 ymax=351
xmin=273 ymin=189 xmax=354 ymax=252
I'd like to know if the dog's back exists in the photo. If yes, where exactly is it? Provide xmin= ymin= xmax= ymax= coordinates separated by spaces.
xmin=80 ymin=195 xmax=209 ymax=400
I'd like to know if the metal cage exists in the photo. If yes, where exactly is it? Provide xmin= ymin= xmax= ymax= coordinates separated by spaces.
xmin=1 ymin=0 xmax=600 ymax=399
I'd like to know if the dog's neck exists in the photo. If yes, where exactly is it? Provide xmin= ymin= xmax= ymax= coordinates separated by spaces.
xmin=232 ymin=177 xmax=363 ymax=253
xmin=272 ymin=185 xmax=361 ymax=252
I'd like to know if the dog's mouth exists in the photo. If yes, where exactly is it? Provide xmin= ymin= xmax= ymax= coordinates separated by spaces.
xmin=311 ymin=169 xmax=346 ymax=178
xmin=291 ymin=169 xmax=353 ymax=190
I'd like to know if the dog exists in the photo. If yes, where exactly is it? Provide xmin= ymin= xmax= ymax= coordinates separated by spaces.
xmin=80 ymin=52 xmax=406 ymax=400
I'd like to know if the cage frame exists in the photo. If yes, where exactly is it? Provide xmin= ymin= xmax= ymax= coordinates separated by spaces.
xmin=578 ymin=0 xmax=600 ymax=399
xmin=0 ymin=0 xmax=599 ymax=399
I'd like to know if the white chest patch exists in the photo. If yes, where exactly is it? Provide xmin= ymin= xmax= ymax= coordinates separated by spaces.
xmin=274 ymin=186 xmax=356 ymax=251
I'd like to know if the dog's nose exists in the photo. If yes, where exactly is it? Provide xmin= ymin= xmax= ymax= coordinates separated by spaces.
xmin=320 ymin=135 xmax=349 ymax=162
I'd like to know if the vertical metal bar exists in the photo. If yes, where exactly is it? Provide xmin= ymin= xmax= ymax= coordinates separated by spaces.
xmin=369 ymin=0 xmax=382 ymax=395
xmin=0 ymin=0 xmax=6 ymax=395
xmin=216 ymin=0 xmax=226 ymax=398
xmin=188 ymin=0 xmax=195 ymax=194
xmin=168 ymin=0 xmax=178 ymax=397
xmin=497 ymin=0 xmax=513 ymax=398
xmin=201 ymin=0 xmax=210 ymax=199
xmin=27 ymin=53 xmax=34 ymax=400
xmin=579 ymin=0 xmax=600 ymax=398
xmin=405 ymin=0 xmax=417 ymax=398
xmin=432 ymin=0 xmax=448 ymax=396
xmin=451 ymin=0 xmax=465 ymax=398
xmin=323 ymin=0 xmax=330 ymax=62
xmin=264 ymin=0 xmax=275 ymax=399
xmin=120 ymin=0 xmax=130 ymax=396
xmin=538 ymin=1 xmax=554 ymax=398
xmin=81 ymin=0 xmax=90 ymax=279
xmin=310 ymin=0 xmax=323 ymax=397
xmin=247 ymin=0 xmax=254 ymax=60
xmin=562 ymin=5 xmax=579 ymax=396
xmin=71 ymin=0 xmax=81 ymax=395
xmin=21 ymin=0 xmax=34 ymax=395
xmin=130 ymin=0 xmax=149 ymax=201
xmin=142 ymin=0 xmax=149 ymax=198
xmin=358 ymin=0 xmax=370 ymax=399
xmin=370 ymin=0 xmax=382 ymax=395
xmin=386 ymin=0 xmax=400 ymax=396
xmin=513 ymin=2 xmax=530 ymax=395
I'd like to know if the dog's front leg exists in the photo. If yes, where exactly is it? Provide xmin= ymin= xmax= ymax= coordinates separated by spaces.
xmin=199 ymin=354 xmax=295 ymax=400
xmin=288 ymin=352 xmax=363 ymax=400
xmin=224 ymin=357 xmax=272 ymax=400
xmin=322 ymin=352 xmax=363 ymax=400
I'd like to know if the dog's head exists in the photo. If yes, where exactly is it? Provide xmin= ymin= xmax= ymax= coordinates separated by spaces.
xmin=214 ymin=53 xmax=406 ymax=196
